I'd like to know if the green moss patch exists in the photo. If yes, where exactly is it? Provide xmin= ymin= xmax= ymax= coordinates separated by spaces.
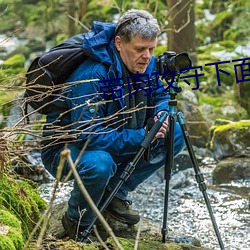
xmin=209 ymin=120 xmax=250 ymax=159
xmin=0 ymin=209 xmax=24 ymax=250
xmin=0 ymin=174 xmax=47 ymax=239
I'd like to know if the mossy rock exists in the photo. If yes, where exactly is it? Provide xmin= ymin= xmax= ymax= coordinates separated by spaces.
xmin=0 ymin=174 xmax=47 ymax=239
xmin=106 ymin=237 xmax=211 ymax=250
xmin=209 ymin=120 xmax=250 ymax=160
xmin=0 ymin=209 xmax=24 ymax=250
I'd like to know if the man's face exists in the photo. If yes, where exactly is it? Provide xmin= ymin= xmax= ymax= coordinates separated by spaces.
xmin=115 ymin=35 xmax=157 ymax=74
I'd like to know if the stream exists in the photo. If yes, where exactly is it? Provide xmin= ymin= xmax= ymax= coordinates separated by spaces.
xmin=38 ymin=155 xmax=250 ymax=250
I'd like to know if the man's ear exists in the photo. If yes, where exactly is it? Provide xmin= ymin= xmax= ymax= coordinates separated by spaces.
xmin=115 ymin=36 xmax=122 ymax=51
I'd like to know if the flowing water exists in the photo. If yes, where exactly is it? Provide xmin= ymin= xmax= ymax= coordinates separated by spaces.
xmin=38 ymin=156 xmax=250 ymax=250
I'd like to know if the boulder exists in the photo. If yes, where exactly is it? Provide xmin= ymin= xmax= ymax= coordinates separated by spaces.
xmin=213 ymin=157 xmax=250 ymax=184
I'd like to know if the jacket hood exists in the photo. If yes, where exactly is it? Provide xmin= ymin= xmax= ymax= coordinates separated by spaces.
xmin=82 ymin=21 xmax=116 ymax=65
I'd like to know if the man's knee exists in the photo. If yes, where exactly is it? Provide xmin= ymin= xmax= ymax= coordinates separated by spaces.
xmin=77 ymin=150 xmax=117 ymax=181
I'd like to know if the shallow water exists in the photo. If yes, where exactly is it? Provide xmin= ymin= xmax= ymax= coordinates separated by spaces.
xmin=38 ymin=157 xmax=250 ymax=250
xmin=129 ymin=158 xmax=250 ymax=250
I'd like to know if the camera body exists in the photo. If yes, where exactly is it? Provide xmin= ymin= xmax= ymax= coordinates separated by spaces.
xmin=156 ymin=51 xmax=192 ymax=75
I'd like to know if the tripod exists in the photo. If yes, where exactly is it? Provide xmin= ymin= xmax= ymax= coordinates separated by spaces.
xmin=161 ymin=75 xmax=225 ymax=249
xmin=82 ymin=75 xmax=225 ymax=250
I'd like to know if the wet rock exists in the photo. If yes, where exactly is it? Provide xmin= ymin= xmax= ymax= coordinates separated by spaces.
xmin=170 ymin=168 xmax=193 ymax=189
xmin=179 ymin=100 xmax=211 ymax=148
xmin=213 ymin=157 xmax=250 ymax=184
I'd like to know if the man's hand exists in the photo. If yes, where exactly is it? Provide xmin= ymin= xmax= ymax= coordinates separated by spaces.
xmin=154 ymin=111 xmax=169 ymax=139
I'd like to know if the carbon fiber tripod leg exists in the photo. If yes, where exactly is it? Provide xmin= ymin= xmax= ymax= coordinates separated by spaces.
xmin=177 ymin=112 xmax=225 ymax=250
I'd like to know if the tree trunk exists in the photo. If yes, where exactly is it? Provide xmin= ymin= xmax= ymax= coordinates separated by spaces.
xmin=235 ymin=60 xmax=250 ymax=116
xmin=67 ymin=0 xmax=76 ymax=36
xmin=78 ymin=0 xmax=88 ymax=20
xmin=167 ymin=0 xmax=196 ymax=64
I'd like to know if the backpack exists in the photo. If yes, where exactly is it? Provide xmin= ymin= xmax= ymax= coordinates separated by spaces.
xmin=24 ymin=34 xmax=87 ymax=115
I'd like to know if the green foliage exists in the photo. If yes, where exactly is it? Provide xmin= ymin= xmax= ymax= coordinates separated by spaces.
xmin=1 ymin=54 xmax=25 ymax=69
xmin=199 ymin=95 xmax=224 ymax=108
xmin=154 ymin=44 xmax=167 ymax=57
xmin=0 ymin=54 xmax=26 ymax=87
xmin=198 ymin=91 xmax=248 ymax=121
xmin=196 ymin=0 xmax=250 ymax=48
xmin=195 ymin=0 xmax=250 ymax=97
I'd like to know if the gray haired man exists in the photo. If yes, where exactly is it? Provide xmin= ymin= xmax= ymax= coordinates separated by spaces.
xmin=41 ymin=9 xmax=185 ymax=241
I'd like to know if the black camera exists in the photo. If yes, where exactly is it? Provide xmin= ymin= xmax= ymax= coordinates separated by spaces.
xmin=156 ymin=51 xmax=192 ymax=75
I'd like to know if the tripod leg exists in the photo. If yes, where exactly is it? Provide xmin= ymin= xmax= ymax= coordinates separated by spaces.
xmin=162 ymin=114 xmax=175 ymax=243
xmin=177 ymin=112 xmax=225 ymax=250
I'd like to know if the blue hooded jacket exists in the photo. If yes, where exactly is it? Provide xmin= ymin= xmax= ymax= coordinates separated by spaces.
xmin=43 ymin=21 xmax=170 ymax=156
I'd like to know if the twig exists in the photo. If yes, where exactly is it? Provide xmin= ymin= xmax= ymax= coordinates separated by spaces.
xmin=134 ymin=220 xmax=142 ymax=250
xmin=61 ymin=148 xmax=124 ymax=250
xmin=68 ymin=14 xmax=89 ymax=31
xmin=93 ymin=225 xmax=110 ymax=250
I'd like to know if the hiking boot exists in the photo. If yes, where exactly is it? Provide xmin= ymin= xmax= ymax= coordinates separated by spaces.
xmin=105 ymin=196 xmax=140 ymax=225
xmin=61 ymin=213 xmax=97 ymax=243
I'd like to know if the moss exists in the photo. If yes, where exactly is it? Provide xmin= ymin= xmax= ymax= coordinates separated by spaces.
xmin=0 ymin=209 xmax=24 ymax=249
xmin=0 ymin=235 xmax=16 ymax=250
xmin=0 ymin=209 xmax=21 ymax=229
xmin=7 ymin=228 xmax=24 ymax=249
xmin=214 ymin=118 xmax=233 ymax=126
xmin=199 ymin=95 xmax=224 ymax=108
xmin=213 ymin=120 xmax=250 ymax=133
xmin=0 ymin=174 xmax=47 ymax=239
xmin=29 ymin=239 xmax=98 ymax=250
xmin=198 ymin=91 xmax=249 ymax=121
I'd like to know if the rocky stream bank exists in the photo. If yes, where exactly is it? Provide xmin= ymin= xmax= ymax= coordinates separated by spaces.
xmin=38 ymin=149 xmax=250 ymax=250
